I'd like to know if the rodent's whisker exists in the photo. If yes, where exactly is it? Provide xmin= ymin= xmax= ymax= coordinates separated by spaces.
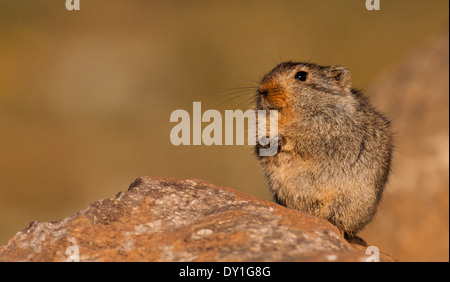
xmin=229 ymin=72 xmax=261 ymax=85
xmin=211 ymin=93 xmax=256 ymax=109
xmin=214 ymin=89 xmax=256 ymax=97
xmin=216 ymin=86 xmax=258 ymax=91
xmin=235 ymin=99 xmax=256 ymax=111
xmin=210 ymin=87 xmax=257 ymax=99
xmin=209 ymin=87 xmax=258 ymax=108
xmin=214 ymin=90 xmax=255 ymax=100
xmin=239 ymin=99 xmax=257 ymax=111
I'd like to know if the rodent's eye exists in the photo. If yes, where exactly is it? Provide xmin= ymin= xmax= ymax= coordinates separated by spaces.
xmin=294 ymin=71 xmax=308 ymax=81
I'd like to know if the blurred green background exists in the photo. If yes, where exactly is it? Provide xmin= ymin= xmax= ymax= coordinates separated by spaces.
xmin=0 ymin=0 xmax=448 ymax=261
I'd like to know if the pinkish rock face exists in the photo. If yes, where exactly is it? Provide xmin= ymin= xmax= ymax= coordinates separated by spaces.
xmin=0 ymin=176 xmax=393 ymax=262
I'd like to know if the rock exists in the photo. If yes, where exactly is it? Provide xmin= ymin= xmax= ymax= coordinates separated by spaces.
xmin=0 ymin=177 xmax=393 ymax=262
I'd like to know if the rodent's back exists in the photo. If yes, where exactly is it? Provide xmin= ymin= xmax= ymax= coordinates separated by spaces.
xmin=255 ymin=62 xmax=393 ymax=236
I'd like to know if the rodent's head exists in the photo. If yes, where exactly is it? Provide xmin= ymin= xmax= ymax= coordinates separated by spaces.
xmin=256 ymin=62 xmax=355 ymax=133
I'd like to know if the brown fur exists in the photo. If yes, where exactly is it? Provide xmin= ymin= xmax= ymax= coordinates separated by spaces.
xmin=255 ymin=62 xmax=393 ymax=238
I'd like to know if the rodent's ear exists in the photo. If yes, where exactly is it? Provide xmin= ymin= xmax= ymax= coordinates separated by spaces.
xmin=327 ymin=65 xmax=352 ymax=90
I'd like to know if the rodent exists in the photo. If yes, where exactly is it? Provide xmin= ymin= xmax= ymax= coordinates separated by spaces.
xmin=255 ymin=62 xmax=393 ymax=243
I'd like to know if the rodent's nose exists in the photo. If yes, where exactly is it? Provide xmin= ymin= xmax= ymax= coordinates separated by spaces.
xmin=258 ymin=88 xmax=268 ymax=96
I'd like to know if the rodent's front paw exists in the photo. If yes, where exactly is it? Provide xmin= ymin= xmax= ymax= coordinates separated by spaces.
xmin=257 ymin=134 xmax=284 ymax=149
xmin=278 ymin=134 xmax=286 ymax=148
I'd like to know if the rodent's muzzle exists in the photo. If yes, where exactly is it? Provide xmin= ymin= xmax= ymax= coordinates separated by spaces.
xmin=257 ymin=83 xmax=286 ymax=111
xmin=258 ymin=89 xmax=268 ymax=96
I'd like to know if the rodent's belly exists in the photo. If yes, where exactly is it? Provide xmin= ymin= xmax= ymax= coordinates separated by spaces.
xmin=266 ymin=159 xmax=340 ymax=209
xmin=261 ymin=153 xmax=378 ymax=232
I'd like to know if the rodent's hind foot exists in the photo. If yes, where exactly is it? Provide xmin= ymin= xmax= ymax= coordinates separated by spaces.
xmin=344 ymin=233 xmax=368 ymax=247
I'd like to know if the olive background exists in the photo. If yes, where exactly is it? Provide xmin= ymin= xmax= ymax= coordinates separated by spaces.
xmin=0 ymin=0 xmax=448 ymax=261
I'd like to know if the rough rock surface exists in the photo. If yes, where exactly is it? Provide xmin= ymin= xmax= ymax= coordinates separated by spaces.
xmin=0 ymin=177 xmax=392 ymax=262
